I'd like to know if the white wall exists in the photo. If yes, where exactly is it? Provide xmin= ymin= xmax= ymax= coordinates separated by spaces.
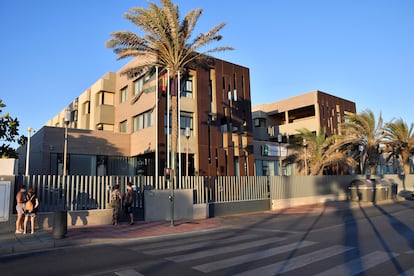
xmin=0 ymin=181 xmax=11 ymax=222
xmin=0 ymin=159 xmax=18 ymax=175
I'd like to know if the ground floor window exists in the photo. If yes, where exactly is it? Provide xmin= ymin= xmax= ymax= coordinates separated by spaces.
xmin=255 ymin=159 xmax=292 ymax=176
xmin=50 ymin=153 xmax=152 ymax=176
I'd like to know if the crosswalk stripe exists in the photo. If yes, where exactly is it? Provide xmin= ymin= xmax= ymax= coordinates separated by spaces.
xmin=316 ymin=251 xmax=399 ymax=276
xmin=234 ymin=245 xmax=353 ymax=276
xmin=400 ymin=267 xmax=414 ymax=276
xmin=165 ymin=236 xmax=286 ymax=262
xmin=226 ymin=226 xmax=303 ymax=235
xmin=193 ymin=240 xmax=317 ymax=273
xmin=114 ymin=269 xmax=144 ymax=276
xmin=143 ymin=234 xmax=258 ymax=255
xmin=130 ymin=232 xmax=236 ymax=251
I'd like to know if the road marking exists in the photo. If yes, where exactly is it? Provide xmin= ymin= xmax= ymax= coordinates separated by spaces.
xmin=225 ymin=226 xmax=304 ymax=235
xmin=130 ymin=232 xmax=236 ymax=251
xmin=114 ymin=269 xmax=144 ymax=276
xmin=316 ymin=251 xmax=399 ymax=276
xmin=400 ymin=267 xmax=414 ymax=276
xmin=193 ymin=240 xmax=317 ymax=273
xmin=143 ymin=234 xmax=258 ymax=255
xmin=166 ymin=236 xmax=285 ymax=262
xmin=233 ymin=245 xmax=353 ymax=276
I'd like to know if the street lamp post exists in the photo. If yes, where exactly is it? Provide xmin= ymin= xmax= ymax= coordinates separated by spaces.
xmin=63 ymin=108 xmax=71 ymax=176
xmin=185 ymin=126 xmax=190 ymax=176
xmin=303 ymin=138 xmax=308 ymax=176
xmin=25 ymin=127 xmax=35 ymax=176
xmin=277 ymin=134 xmax=282 ymax=176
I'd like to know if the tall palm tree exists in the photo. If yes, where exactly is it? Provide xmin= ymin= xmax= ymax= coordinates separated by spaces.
xmin=340 ymin=109 xmax=385 ymax=175
xmin=288 ymin=128 xmax=355 ymax=175
xmin=383 ymin=118 xmax=414 ymax=175
xmin=106 ymin=0 xmax=232 ymax=177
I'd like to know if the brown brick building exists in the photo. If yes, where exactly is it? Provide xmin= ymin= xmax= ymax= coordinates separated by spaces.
xmin=19 ymin=57 xmax=254 ymax=177
xmin=252 ymin=91 xmax=356 ymax=176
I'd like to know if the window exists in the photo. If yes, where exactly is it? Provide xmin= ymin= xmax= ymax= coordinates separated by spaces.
xmin=120 ymin=86 xmax=128 ymax=103
xmin=233 ymin=73 xmax=237 ymax=101
xmin=180 ymin=112 xmax=193 ymax=135
xmin=133 ymin=115 xmax=144 ymax=131
xmin=133 ymin=110 xmax=153 ymax=132
xmin=181 ymin=77 xmax=193 ymax=98
xmin=144 ymin=111 xmax=153 ymax=128
xmin=164 ymin=111 xmax=192 ymax=135
xmin=254 ymin=118 xmax=266 ymax=128
xmin=83 ymin=101 xmax=90 ymax=115
xmin=133 ymin=77 xmax=144 ymax=95
xmin=242 ymin=74 xmax=245 ymax=100
xmin=98 ymin=92 xmax=114 ymax=105
xmin=119 ymin=120 xmax=128 ymax=133
xmin=97 ymin=124 xmax=114 ymax=131
xmin=164 ymin=113 xmax=172 ymax=135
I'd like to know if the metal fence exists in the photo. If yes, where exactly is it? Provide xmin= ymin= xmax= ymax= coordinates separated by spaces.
xmin=15 ymin=175 xmax=271 ymax=212
xmin=15 ymin=174 xmax=409 ymax=213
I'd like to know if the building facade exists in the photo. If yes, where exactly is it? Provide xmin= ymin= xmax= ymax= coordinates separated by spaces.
xmin=19 ymin=57 xmax=254 ymax=177
xmin=252 ymin=90 xmax=357 ymax=176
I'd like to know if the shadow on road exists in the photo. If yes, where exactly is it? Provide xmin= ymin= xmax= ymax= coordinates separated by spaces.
xmin=360 ymin=203 xmax=405 ymax=274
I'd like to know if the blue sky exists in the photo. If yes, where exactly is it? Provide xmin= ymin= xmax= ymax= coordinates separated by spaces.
xmin=1 ymin=0 xmax=413 ymax=144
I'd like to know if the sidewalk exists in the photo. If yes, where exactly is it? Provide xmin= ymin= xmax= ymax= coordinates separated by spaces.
xmin=0 ymin=218 xmax=223 ymax=257
xmin=0 ymin=200 xmax=394 ymax=257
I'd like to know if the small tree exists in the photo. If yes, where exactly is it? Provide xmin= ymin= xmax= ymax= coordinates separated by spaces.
xmin=287 ymin=128 xmax=355 ymax=175
xmin=340 ymin=109 xmax=385 ymax=175
xmin=383 ymin=118 xmax=414 ymax=175
xmin=0 ymin=99 xmax=24 ymax=158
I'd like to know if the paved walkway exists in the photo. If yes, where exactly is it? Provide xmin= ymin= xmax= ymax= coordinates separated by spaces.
xmin=0 ymin=200 xmax=393 ymax=257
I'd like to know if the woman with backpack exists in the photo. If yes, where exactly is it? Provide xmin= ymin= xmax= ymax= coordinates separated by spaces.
xmin=23 ymin=188 xmax=40 ymax=234
xmin=110 ymin=185 xmax=122 ymax=225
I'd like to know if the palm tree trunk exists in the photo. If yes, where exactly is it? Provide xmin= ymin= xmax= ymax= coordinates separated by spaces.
xmin=402 ymin=152 xmax=410 ymax=175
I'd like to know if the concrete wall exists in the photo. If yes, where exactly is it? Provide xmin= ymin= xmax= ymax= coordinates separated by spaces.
xmin=36 ymin=209 xmax=113 ymax=229
xmin=0 ymin=176 xmax=16 ymax=234
xmin=0 ymin=159 xmax=18 ymax=175
xmin=4 ymin=209 xmax=113 ymax=234
xmin=0 ymin=180 xmax=11 ymax=223
xmin=2 ymin=174 xmax=412 ymax=234
xmin=208 ymin=199 xmax=270 ymax=217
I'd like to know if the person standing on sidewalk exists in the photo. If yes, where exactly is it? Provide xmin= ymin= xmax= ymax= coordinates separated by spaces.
xmin=15 ymin=185 xmax=26 ymax=234
xmin=110 ymin=185 xmax=122 ymax=225
xmin=124 ymin=182 xmax=134 ymax=225
xmin=23 ymin=188 xmax=40 ymax=234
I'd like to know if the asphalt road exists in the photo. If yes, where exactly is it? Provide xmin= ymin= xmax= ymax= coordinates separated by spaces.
xmin=2 ymin=201 xmax=414 ymax=276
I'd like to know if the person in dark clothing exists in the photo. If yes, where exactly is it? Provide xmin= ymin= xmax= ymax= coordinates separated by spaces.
xmin=124 ymin=182 xmax=134 ymax=225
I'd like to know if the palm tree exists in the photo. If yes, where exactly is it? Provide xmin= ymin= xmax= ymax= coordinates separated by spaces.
xmin=340 ymin=109 xmax=385 ymax=175
xmin=106 ymin=0 xmax=232 ymax=177
xmin=288 ymin=128 xmax=355 ymax=175
xmin=383 ymin=118 xmax=414 ymax=175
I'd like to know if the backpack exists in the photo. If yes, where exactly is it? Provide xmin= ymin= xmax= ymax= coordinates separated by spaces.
xmin=25 ymin=194 xmax=35 ymax=212
xmin=110 ymin=190 xmax=121 ymax=208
